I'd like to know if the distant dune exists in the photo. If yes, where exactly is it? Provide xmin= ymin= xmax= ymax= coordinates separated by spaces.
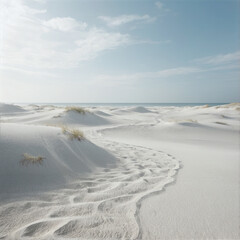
xmin=0 ymin=103 xmax=26 ymax=114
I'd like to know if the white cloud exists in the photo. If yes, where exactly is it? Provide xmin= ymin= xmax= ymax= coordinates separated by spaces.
xmin=95 ymin=67 xmax=200 ymax=85
xmin=74 ymin=28 xmax=130 ymax=61
xmin=155 ymin=2 xmax=170 ymax=13
xmin=99 ymin=14 xmax=156 ymax=27
xmin=195 ymin=51 xmax=240 ymax=65
xmin=0 ymin=0 xmax=132 ymax=70
xmin=43 ymin=17 xmax=87 ymax=32
xmin=0 ymin=65 xmax=57 ymax=77
xmin=32 ymin=0 xmax=46 ymax=3
xmin=155 ymin=2 xmax=163 ymax=9
xmin=95 ymin=51 xmax=240 ymax=86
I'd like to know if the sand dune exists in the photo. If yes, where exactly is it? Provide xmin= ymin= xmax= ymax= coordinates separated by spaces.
xmin=1 ymin=106 xmax=112 ymax=127
xmin=49 ymin=110 xmax=111 ymax=126
xmin=129 ymin=106 xmax=153 ymax=113
xmin=0 ymin=103 xmax=239 ymax=239
xmin=0 ymin=123 xmax=116 ymax=196
xmin=0 ymin=103 xmax=26 ymax=114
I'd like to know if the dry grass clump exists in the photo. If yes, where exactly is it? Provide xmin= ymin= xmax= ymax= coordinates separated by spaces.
xmin=185 ymin=119 xmax=198 ymax=123
xmin=44 ymin=124 xmax=85 ymax=141
xmin=20 ymin=153 xmax=45 ymax=166
xmin=172 ymin=119 xmax=198 ymax=123
xmin=61 ymin=126 xmax=85 ymax=141
xmin=201 ymin=104 xmax=209 ymax=108
xmin=65 ymin=106 xmax=88 ymax=114
xmin=215 ymin=103 xmax=240 ymax=109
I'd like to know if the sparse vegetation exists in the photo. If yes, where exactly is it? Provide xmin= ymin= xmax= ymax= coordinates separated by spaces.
xmin=61 ymin=126 xmax=85 ymax=141
xmin=185 ymin=119 xmax=198 ymax=123
xmin=65 ymin=106 xmax=88 ymax=114
xmin=172 ymin=119 xmax=198 ymax=123
xmin=20 ymin=153 xmax=45 ymax=166
xmin=201 ymin=104 xmax=209 ymax=108
xmin=44 ymin=124 xmax=85 ymax=141
xmin=216 ymin=103 xmax=240 ymax=109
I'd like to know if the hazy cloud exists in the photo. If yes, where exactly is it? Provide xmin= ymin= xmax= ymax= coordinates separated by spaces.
xmin=0 ymin=0 xmax=132 ymax=69
xmin=43 ymin=17 xmax=87 ymax=32
xmin=195 ymin=51 xmax=240 ymax=65
xmin=74 ymin=28 xmax=130 ymax=60
xmin=155 ymin=2 xmax=163 ymax=9
xmin=99 ymin=14 xmax=156 ymax=27
xmin=95 ymin=67 xmax=200 ymax=86
xmin=95 ymin=51 xmax=240 ymax=86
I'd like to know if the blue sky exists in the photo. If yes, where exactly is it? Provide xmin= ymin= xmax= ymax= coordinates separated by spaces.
xmin=0 ymin=0 xmax=239 ymax=103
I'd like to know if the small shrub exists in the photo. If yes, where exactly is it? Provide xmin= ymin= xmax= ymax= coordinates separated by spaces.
xmin=61 ymin=126 xmax=85 ymax=141
xmin=65 ymin=106 xmax=88 ymax=114
xmin=20 ymin=153 xmax=45 ymax=166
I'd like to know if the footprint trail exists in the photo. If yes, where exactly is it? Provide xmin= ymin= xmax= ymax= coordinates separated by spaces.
xmin=0 ymin=141 xmax=180 ymax=240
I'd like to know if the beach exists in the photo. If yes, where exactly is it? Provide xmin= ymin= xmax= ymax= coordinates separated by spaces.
xmin=0 ymin=103 xmax=239 ymax=239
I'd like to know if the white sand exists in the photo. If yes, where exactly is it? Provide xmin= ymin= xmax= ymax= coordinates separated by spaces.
xmin=0 ymin=103 xmax=239 ymax=239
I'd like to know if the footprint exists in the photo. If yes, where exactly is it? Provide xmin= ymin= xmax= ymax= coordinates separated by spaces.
xmin=98 ymin=195 xmax=133 ymax=212
xmin=22 ymin=220 xmax=61 ymax=237
xmin=50 ymin=204 xmax=95 ymax=218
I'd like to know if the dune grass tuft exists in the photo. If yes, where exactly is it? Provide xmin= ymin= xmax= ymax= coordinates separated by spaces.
xmin=45 ymin=124 xmax=85 ymax=141
xmin=185 ymin=119 xmax=198 ymax=123
xmin=61 ymin=126 xmax=85 ymax=141
xmin=20 ymin=153 xmax=45 ymax=166
xmin=201 ymin=104 xmax=209 ymax=108
xmin=65 ymin=106 xmax=88 ymax=114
